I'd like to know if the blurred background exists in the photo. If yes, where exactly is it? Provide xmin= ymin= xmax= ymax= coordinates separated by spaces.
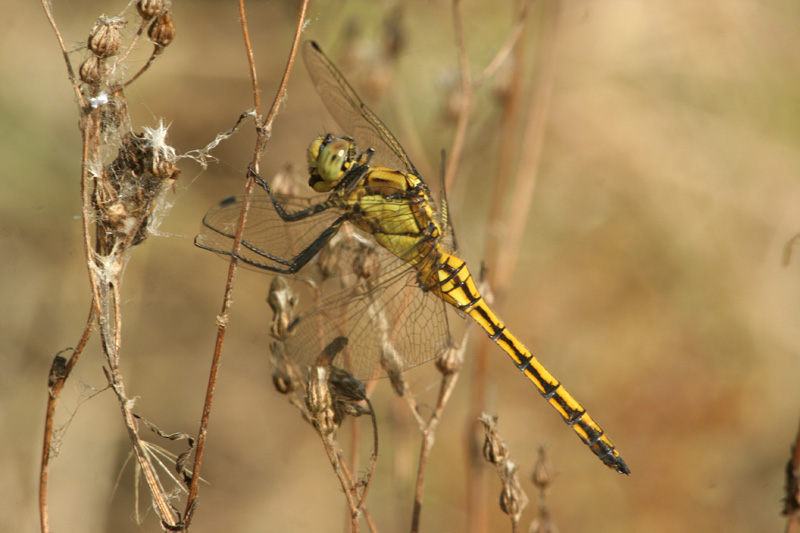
xmin=4 ymin=0 xmax=800 ymax=531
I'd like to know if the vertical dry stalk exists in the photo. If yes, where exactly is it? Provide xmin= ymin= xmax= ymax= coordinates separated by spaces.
xmin=40 ymin=2 xmax=183 ymax=530
xmin=182 ymin=1 xmax=311 ymax=528
xmin=404 ymin=332 xmax=468 ymax=533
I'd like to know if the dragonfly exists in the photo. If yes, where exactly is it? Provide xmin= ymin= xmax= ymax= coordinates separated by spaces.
xmin=196 ymin=40 xmax=629 ymax=475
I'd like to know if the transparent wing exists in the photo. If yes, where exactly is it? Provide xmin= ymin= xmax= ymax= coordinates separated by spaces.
xmin=281 ymin=230 xmax=452 ymax=380
xmin=197 ymin=192 xmax=452 ymax=379
xmin=196 ymin=194 xmax=345 ymax=273
xmin=303 ymin=40 xmax=419 ymax=176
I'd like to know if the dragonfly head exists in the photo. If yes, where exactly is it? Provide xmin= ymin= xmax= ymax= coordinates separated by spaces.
xmin=307 ymin=134 xmax=359 ymax=192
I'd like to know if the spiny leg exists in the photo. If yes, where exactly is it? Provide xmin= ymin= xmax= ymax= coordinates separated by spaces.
xmin=195 ymin=215 xmax=346 ymax=274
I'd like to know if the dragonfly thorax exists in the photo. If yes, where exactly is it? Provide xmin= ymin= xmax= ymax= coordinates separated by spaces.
xmin=307 ymin=134 xmax=360 ymax=192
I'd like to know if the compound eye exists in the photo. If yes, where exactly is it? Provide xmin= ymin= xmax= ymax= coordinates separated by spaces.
xmin=318 ymin=138 xmax=352 ymax=181
xmin=307 ymin=135 xmax=358 ymax=192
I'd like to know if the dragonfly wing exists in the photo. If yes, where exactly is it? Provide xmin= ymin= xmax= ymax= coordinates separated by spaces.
xmin=303 ymin=40 xmax=419 ymax=176
xmin=196 ymin=195 xmax=344 ymax=272
xmin=281 ymin=248 xmax=452 ymax=380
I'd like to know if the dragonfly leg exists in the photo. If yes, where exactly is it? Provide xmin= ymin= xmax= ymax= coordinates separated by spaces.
xmin=195 ymin=215 xmax=346 ymax=274
xmin=250 ymin=166 xmax=344 ymax=222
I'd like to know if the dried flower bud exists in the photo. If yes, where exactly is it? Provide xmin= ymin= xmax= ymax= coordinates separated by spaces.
xmin=532 ymin=445 xmax=556 ymax=490
xmin=48 ymin=354 xmax=68 ymax=390
xmin=381 ymin=344 xmax=406 ymax=396
xmin=498 ymin=461 xmax=528 ymax=522
xmin=435 ymin=341 xmax=463 ymax=376
xmin=480 ymin=414 xmax=509 ymax=466
xmin=328 ymin=366 xmax=369 ymax=425
xmin=352 ymin=248 xmax=380 ymax=280
xmin=328 ymin=366 xmax=366 ymax=404
xmin=306 ymin=367 xmax=336 ymax=435
xmin=104 ymin=200 xmax=130 ymax=230
xmin=79 ymin=56 xmax=106 ymax=84
xmin=88 ymin=18 xmax=123 ymax=58
xmin=270 ymin=342 xmax=296 ymax=394
xmin=268 ymin=277 xmax=298 ymax=340
xmin=137 ymin=0 xmax=164 ymax=20
xmin=148 ymin=12 xmax=175 ymax=48
xmin=306 ymin=367 xmax=331 ymax=414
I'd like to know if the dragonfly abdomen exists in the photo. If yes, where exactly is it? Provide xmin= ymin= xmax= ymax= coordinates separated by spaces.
xmin=432 ymin=252 xmax=630 ymax=475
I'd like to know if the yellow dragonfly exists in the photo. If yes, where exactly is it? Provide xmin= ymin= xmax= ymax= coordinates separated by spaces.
xmin=196 ymin=41 xmax=629 ymax=474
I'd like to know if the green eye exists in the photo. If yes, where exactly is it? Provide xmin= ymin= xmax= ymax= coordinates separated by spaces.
xmin=307 ymin=135 xmax=357 ymax=192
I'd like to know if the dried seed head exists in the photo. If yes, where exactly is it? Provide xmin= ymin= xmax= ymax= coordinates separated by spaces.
xmin=79 ymin=55 xmax=107 ymax=84
xmin=435 ymin=341 xmax=463 ymax=376
xmin=150 ymin=156 xmax=178 ymax=181
xmin=380 ymin=344 xmax=406 ymax=396
xmin=306 ymin=367 xmax=336 ymax=435
xmin=532 ymin=445 xmax=556 ymax=490
xmin=272 ymin=367 xmax=294 ymax=395
xmin=352 ymin=247 xmax=380 ymax=280
xmin=104 ymin=200 xmax=131 ymax=230
xmin=148 ymin=12 xmax=175 ymax=48
xmin=270 ymin=341 xmax=296 ymax=395
xmin=498 ymin=460 xmax=528 ymax=522
xmin=88 ymin=18 xmax=123 ymax=58
xmin=137 ymin=0 xmax=164 ymax=20
xmin=328 ymin=366 xmax=366 ymax=404
xmin=480 ymin=414 xmax=509 ymax=466
xmin=315 ymin=236 xmax=344 ymax=280
xmin=328 ymin=366 xmax=369 ymax=425
xmin=267 ymin=276 xmax=299 ymax=339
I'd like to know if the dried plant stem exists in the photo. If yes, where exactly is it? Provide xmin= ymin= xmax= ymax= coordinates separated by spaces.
xmin=183 ymin=1 xmax=310 ymax=528
xmin=443 ymin=0 xmax=473 ymax=193
xmin=321 ymin=434 xmax=362 ymax=533
xmin=39 ymin=307 xmax=95 ymax=533
xmin=87 ymin=112 xmax=181 ymax=527
xmin=347 ymin=381 xmax=380 ymax=512
xmin=40 ymin=0 xmax=84 ymax=107
xmin=494 ymin=1 xmax=559 ymax=288
xmin=474 ymin=0 xmax=533 ymax=88
xmin=409 ymin=373 xmax=459 ymax=533
xmin=114 ymin=18 xmax=149 ymax=65
xmin=407 ymin=336 xmax=467 ymax=533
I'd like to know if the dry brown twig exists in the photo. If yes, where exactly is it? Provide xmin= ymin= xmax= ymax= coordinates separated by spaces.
xmin=182 ymin=0 xmax=311 ymax=529
xmin=405 ymin=331 xmax=468 ymax=533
